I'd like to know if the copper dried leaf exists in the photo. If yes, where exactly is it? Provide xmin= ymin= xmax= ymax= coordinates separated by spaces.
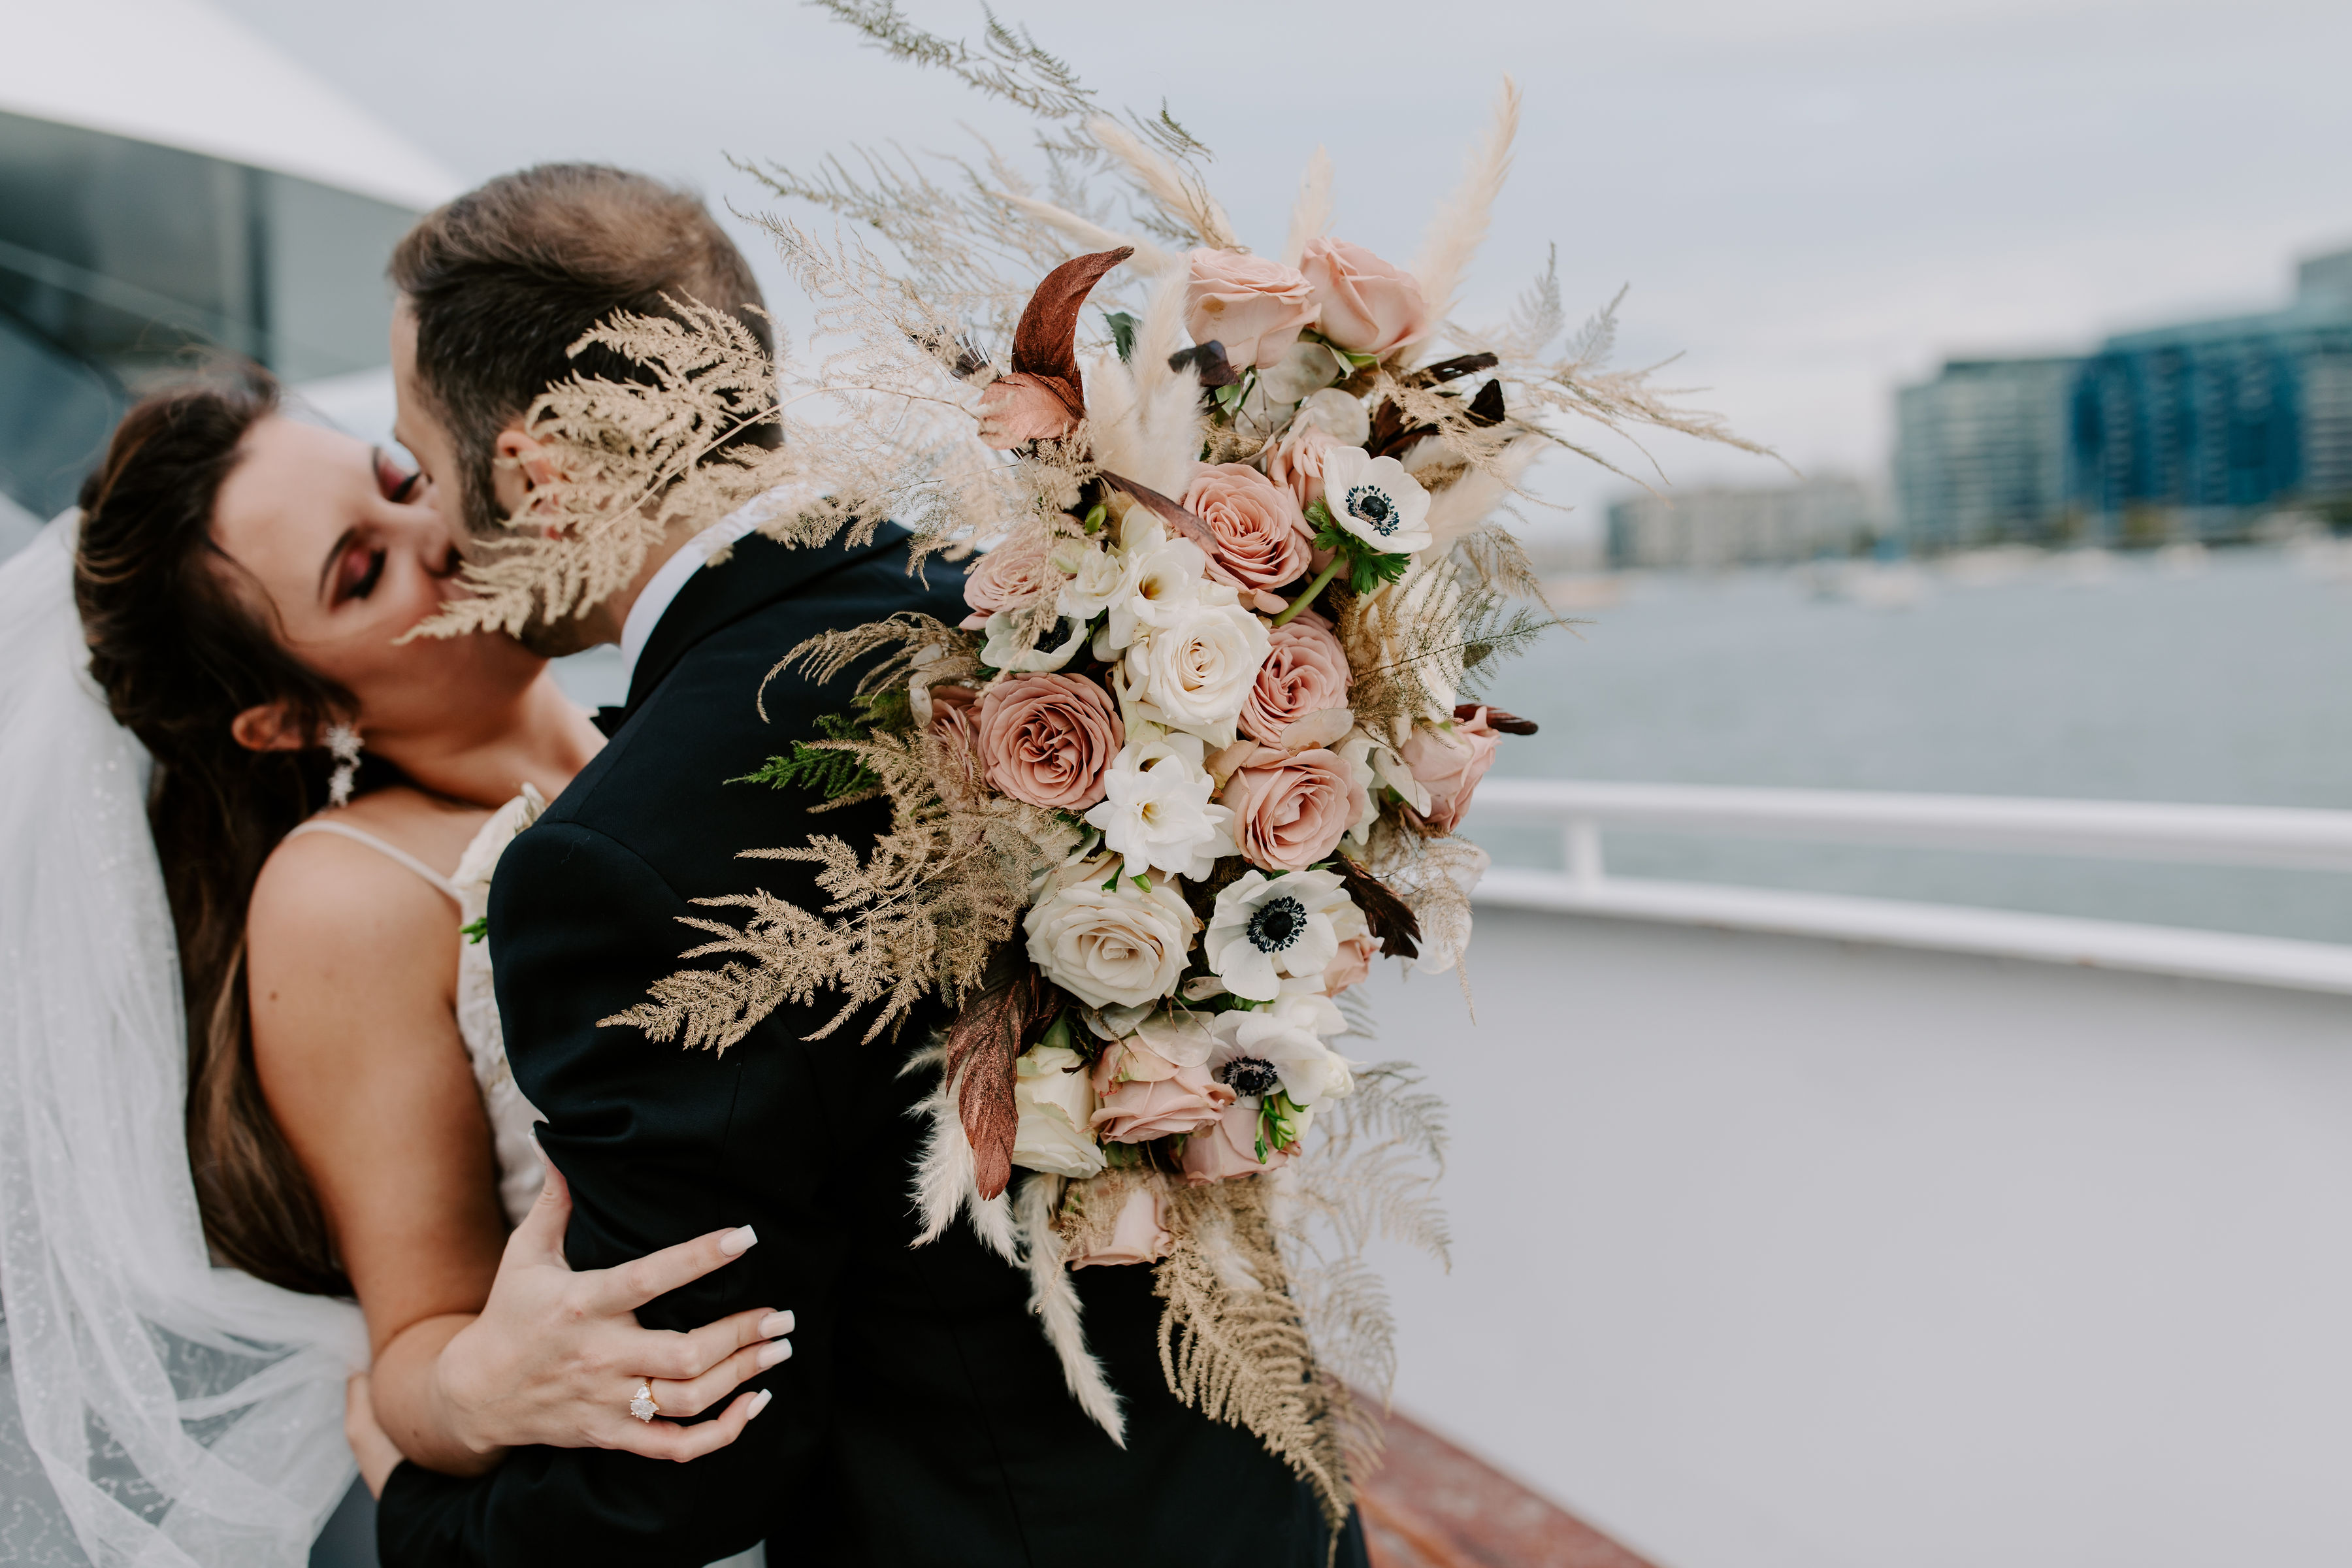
xmin=943 ymin=949 xmax=1053 ymax=1198
xmin=1098 ymin=470 xmax=1218 ymax=555
xmin=1333 ymin=856 xmax=1422 ymax=962
xmin=1465 ymin=378 xmax=1507 ymax=428
xmin=1460 ymin=702 xmax=1539 ymax=736
xmin=1009 ymin=246 xmax=1135 ymax=403
xmin=1366 ymin=397 xmax=1438 ymax=462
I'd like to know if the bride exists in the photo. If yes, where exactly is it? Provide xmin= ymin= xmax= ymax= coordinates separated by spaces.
xmin=0 ymin=365 xmax=779 ymax=1566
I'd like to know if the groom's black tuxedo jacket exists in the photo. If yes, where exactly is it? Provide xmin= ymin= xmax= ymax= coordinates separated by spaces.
xmin=377 ymin=528 xmax=1365 ymax=1567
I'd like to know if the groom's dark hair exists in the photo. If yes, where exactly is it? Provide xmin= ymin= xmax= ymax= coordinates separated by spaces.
xmin=389 ymin=163 xmax=777 ymax=539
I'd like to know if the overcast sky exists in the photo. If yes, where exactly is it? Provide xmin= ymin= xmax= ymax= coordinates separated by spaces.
xmin=218 ymin=0 xmax=2352 ymax=537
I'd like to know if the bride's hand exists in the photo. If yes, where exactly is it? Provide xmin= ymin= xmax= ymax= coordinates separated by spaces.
xmin=433 ymin=1164 xmax=789 ymax=1463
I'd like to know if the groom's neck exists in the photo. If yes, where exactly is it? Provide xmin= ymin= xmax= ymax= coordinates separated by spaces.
xmin=562 ymin=514 xmax=707 ymax=651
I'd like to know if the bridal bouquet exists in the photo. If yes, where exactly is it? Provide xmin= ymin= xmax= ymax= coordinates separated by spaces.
xmin=426 ymin=5 xmax=1761 ymax=1524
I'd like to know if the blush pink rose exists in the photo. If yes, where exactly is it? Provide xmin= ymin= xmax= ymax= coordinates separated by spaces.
xmin=974 ymin=674 xmax=1122 ymax=810
xmin=1220 ymin=746 xmax=1369 ymax=872
xmin=1066 ymin=1182 xmax=1174 ymax=1269
xmin=1184 ymin=248 xmax=1318 ymax=371
xmin=975 ymin=372 xmax=1079 ymax=449
xmin=1088 ymin=1040 xmax=1235 ymax=1143
xmin=1299 ymin=237 xmax=1430 ymax=357
xmin=1239 ymin=617 xmax=1352 ymax=747
xmin=960 ymin=533 xmax=1065 ymax=630
xmin=1264 ymin=424 xmax=1347 ymax=512
xmin=1183 ymin=463 xmax=1315 ymax=594
xmin=1181 ymin=1099 xmax=1292 ymax=1184
xmin=1321 ymin=932 xmax=1379 ymax=995
xmin=1401 ymin=707 xmax=1502 ymax=832
xmin=926 ymin=688 xmax=985 ymax=809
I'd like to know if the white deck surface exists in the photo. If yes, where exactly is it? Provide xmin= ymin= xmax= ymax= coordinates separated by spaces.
xmin=1363 ymin=907 xmax=2352 ymax=1568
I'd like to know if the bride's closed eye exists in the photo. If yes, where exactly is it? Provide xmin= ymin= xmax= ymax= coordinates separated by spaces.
xmin=333 ymin=541 xmax=388 ymax=604
xmin=372 ymin=447 xmax=421 ymax=505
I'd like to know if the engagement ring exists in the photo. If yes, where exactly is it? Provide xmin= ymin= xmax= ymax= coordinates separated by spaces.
xmin=629 ymin=1382 xmax=659 ymax=1423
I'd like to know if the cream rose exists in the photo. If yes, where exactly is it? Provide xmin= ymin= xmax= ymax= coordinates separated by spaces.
xmin=1183 ymin=462 xmax=1315 ymax=595
xmin=1299 ymin=237 xmax=1430 ymax=357
xmin=1065 ymin=1177 xmax=1173 ymax=1269
xmin=1023 ymin=864 xmax=1198 ymax=1010
xmin=961 ymin=532 xmax=1066 ymax=630
xmin=1184 ymin=248 xmax=1318 ymax=370
xmin=1264 ymin=423 xmax=1345 ymax=512
xmin=1122 ymin=599 xmax=1273 ymax=747
xmin=1180 ymin=1099 xmax=1292 ymax=1184
xmin=1011 ymin=1043 xmax=1106 ymax=1178
xmin=1220 ymin=746 xmax=1369 ymax=872
xmin=974 ymin=673 xmax=1122 ymax=810
xmin=1088 ymin=1037 xmax=1235 ymax=1143
xmin=1239 ymin=617 xmax=1352 ymax=747
xmin=1401 ymin=707 xmax=1502 ymax=832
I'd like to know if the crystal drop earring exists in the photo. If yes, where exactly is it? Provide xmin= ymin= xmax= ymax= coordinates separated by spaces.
xmin=324 ymin=723 xmax=363 ymax=808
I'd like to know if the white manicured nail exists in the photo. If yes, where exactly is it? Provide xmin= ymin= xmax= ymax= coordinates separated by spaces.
xmin=718 ymin=1226 xmax=758 ymax=1256
xmin=757 ymin=1338 xmax=792 ymax=1369
xmin=759 ymin=1311 xmax=794 ymax=1339
xmin=746 ymin=1390 xmax=773 ymax=1420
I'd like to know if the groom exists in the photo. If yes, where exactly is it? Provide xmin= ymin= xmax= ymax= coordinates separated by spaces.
xmin=372 ymin=164 xmax=1366 ymax=1566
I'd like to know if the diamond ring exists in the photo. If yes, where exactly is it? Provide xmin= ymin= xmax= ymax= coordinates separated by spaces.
xmin=629 ymin=1381 xmax=659 ymax=1423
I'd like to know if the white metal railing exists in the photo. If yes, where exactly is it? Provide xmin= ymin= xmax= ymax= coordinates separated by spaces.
xmin=1462 ymin=779 xmax=2352 ymax=995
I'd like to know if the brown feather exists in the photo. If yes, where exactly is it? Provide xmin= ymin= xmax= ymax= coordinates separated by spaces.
xmin=945 ymin=948 xmax=1054 ymax=1198
xmin=1333 ymin=857 xmax=1422 ymax=961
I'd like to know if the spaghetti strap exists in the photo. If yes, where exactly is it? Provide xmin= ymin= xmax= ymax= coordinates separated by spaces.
xmin=284 ymin=819 xmax=463 ymax=904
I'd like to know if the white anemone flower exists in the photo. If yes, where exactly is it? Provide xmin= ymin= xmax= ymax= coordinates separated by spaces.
xmin=1320 ymin=446 xmax=1433 ymax=555
xmin=1083 ymin=730 xmax=1236 ymax=881
xmin=1209 ymin=983 xmax=1354 ymax=1107
xmin=1203 ymin=868 xmax=1351 ymax=1002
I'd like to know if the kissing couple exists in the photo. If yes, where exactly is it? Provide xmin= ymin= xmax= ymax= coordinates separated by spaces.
xmin=0 ymin=164 xmax=1369 ymax=1567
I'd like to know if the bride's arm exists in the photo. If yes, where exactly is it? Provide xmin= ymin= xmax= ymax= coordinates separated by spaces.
xmin=246 ymin=833 xmax=783 ymax=1477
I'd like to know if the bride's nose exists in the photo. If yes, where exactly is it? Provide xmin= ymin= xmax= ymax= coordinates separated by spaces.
xmin=387 ymin=495 xmax=465 ymax=580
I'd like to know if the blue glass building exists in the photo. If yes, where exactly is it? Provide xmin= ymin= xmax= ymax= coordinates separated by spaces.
xmin=2069 ymin=250 xmax=2352 ymax=541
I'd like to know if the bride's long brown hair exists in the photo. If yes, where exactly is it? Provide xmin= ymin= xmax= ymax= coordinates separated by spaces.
xmin=74 ymin=365 xmax=359 ymax=1296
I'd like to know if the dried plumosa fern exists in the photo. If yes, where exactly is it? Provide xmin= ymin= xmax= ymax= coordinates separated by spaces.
xmin=604 ymin=615 xmax=1079 ymax=1049
xmin=1155 ymin=1178 xmax=1352 ymax=1533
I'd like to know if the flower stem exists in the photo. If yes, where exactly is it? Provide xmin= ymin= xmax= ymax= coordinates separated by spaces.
xmin=1271 ymin=555 xmax=1345 ymax=628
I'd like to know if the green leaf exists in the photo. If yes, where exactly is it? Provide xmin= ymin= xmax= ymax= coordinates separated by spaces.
xmin=1081 ymin=502 xmax=1108 ymax=534
xmin=1103 ymin=310 xmax=1138 ymax=361
xmin=1130 ymin=874 xmax=1151 ymax=893
xmin=1303 ymin=498 xmax=1335 ymax=532
xmin=461 ymin=917 xmax=488 ymax=945
xmin=729 ymin=741 xmax=879 ymax=800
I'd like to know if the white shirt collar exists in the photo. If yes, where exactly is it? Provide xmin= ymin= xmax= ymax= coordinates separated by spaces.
xmin=616 ymin=505 xmax=767 ymax=695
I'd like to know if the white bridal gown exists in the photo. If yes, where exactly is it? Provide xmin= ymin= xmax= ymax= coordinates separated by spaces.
xmin=287 ymin=800 xmax=768 ymax=1568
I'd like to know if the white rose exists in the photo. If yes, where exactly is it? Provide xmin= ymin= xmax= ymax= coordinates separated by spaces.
xmin=1203 ymin=868 xmax=1352 ymax=1002
xmin=1318 ymin=445 xmax=1433 ymax=556
xmin=1054 ymin=538 xmax=1126 ymax=622
xmin=1209 ymin=985 xmax=1354 ymax=1107
xmin=1012 ymin=1042 xmax=1106 ymax=1178
xmin=1337 ymin=727 xmax=1425 ymax=842
xmin=1024 ymin=862 xmax=1199 ymax=1010
xmin=1122 ymin=599 xmax=1272 ymax=749
xmin=1294 ymin=387 xmax=1371 ymax=447
xmin=1083 ymin=728 xmax=1236 ymax=881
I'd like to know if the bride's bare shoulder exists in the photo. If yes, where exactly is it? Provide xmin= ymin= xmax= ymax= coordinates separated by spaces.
xmin=247 ymin=787 xmax=491 ymax=955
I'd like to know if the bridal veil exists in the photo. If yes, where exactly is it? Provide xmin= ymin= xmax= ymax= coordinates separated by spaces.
xmin=0 ymin=517 xmax=365 ymax=1564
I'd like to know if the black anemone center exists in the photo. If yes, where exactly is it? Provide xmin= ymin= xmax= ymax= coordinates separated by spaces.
xmin=1217 ymin=1056 xmax=1282 ymax=1096
xmin=1347 ymin=485 xmax=1397 ymax=535
xmin=1246 ymin=894 xmax=1307 ymax=953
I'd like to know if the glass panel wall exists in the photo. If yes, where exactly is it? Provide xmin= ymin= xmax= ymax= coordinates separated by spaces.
xmin=0 ymin=109 xmax=419 ymax=517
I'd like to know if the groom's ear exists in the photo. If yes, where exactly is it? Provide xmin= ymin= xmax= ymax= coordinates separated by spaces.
xmin=491 ymin=425 xmax=563 ymax=530
xmin=229 ymin=702 xmax=307 ymax=755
